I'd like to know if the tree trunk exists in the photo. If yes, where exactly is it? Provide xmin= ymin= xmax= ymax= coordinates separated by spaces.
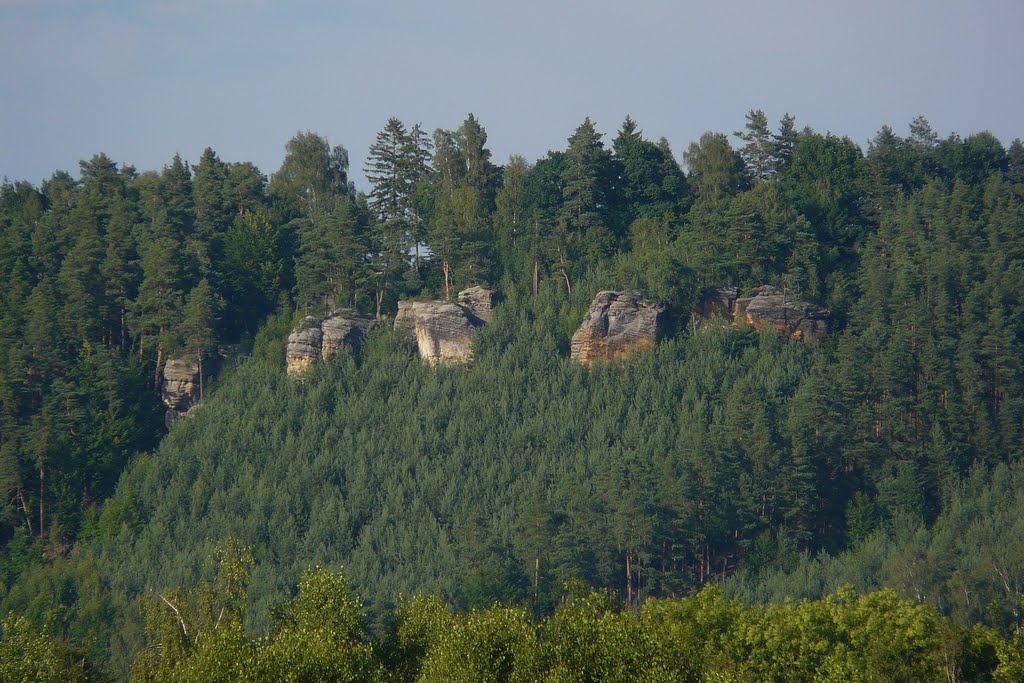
xmin=626 ymin=552 xmax=633 ymax=605
xmin=38 ymin=466 xmax=45 ymax=541
xmin=155 ymin=344 xmax=164 ymax=389
xmin=558 ymin=251 xmax=571 ymax=303
xmin=198 ymin=353 xmax=204 ymax=400
xmin=533 ymin=259 xmax=539 ymax=297
xmin=16 ymin=489 xmax=32 ymax=535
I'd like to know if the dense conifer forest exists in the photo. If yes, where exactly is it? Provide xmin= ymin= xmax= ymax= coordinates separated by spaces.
xmin=2 ymin=111 xmax=1024 ymax=679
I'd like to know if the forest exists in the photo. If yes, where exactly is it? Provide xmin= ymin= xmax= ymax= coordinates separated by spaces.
xmin=1 ymin=109 xmax=1024 ymax=680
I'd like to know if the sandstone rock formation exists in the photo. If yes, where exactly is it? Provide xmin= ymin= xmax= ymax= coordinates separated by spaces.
xmin=738 ymin=286 xmax=830 ymax=341
xmin=322 ymin=312 xmax=376 ymax=357
xmin=286 ymin=316 xmax=324 ymax=375
xmin=286 ymin=310 xmax=376 ymax=375
xmin=410 ymin=301 xmax=480 ymax=365
xmin=162 ymin=356 xmax=204 ymax=428
xmin=393 ymin=287 xmax=499 ymax=365
xmin=457 ymin=286 xmax=501 ymax=323
xmin=570 ymin=291 xmax=663 ymax=367
xmin=698 ymin=285 xmax=829 ymax=342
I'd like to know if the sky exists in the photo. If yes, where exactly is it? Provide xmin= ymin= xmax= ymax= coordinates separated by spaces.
xmin=2 ymin=0 xmax=1023 ymax=190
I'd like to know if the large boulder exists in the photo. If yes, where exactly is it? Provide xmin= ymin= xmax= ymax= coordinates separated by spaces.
xmin=321 ymin=312 xmax=376 ymax=358
xmin=286 ymin=316 xmax=324 ymax=375
xmin=697 ymin=285 xmax=830 ymax=342
xmin=393 ymin=287 xmax=499 ymax=365
xmin=286 ymin=311 xmax=376 ymax=376
xmin=570 ymin=291 xmax=663 ymax=367
xmin=410 ymin=301 xmax=480 ymax=366
xmin=737 ymin=286 xmax=830 ymax=341
xmin=162 ymin=355 xmax=204 ymax=428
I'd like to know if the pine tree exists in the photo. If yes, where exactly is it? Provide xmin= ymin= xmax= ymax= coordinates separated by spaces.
xmin=456 ymin=114 xmax=498 ymax=208
xmin=191 ymin=148 xmax=232 ymax=277
xmin=57 ymin=214 xmax=104 ymax=345
xmin=734 ymin=109 xmax=775 ymax=182
xmin=100 ymin=196 xmax=139 ymax=352
xmin=293 ymin=196 xmax=367 ymax=311
xmin=221 ymin=208 xmax=284 ymax=332
xmin=178 ymin=279 xmax=218 ymax=399
xmin=494 ymin=155 xmax=531 ymax=282
xmin=130 ymin=216 xmax=183 ymax=385
xmin=365 ymin=118 xmax=433 ymax=315
xmin=161 ymin=154 xmax=195 ymax=239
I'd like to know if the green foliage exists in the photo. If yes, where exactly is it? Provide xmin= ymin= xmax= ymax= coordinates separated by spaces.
xmin=0 ymin=613 xmax=93 ymax=682
xmin=1 ymin=112 xmax=1024 ymax=680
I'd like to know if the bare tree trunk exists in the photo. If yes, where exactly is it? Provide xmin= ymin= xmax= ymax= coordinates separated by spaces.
xmin=533 ymin=259 xmax=539 ymax=297
xmin=626 ymin=552 xmax=633 ymax=605
xmin=558 ymin=251 xmax=571 ymax=303
xmin=155 ymin=344 xmax=164 ymax=389
xmin=16 ymin=488 xmax=32 ymax=535
xmin=534 ymin=557 xmax=540 ymax=607
xmin=38 ymin=467 xmax=45 ymax=540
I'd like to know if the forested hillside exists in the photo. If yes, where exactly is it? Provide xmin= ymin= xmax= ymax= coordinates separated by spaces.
xmin=2 ymin=111 xmax=1024 ymax=679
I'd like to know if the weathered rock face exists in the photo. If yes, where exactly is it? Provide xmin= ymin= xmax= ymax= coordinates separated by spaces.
xmin=286 ymin=311 xmax=376 ymax=375
xmin=393 ymin=288 xmax=498 ymax=365
xmin=698 ymin=285 xmax=830 ymax=342
xmin=570 ymin=291 xmax=663 ymax=367
xmin=411 ymin=301 xmax=480 ymax=365
xmin=286 ymin=316 xmax=324 ymax=375
xmin=321 ymin=312 xmax=376 ymax=358
xmin=457 ymin=286 xmax=501 ymax=323
xmin=162 ymin=356 xmax=203 ymax=428
xmin=738 ymin=286 xmax=830 ymax=341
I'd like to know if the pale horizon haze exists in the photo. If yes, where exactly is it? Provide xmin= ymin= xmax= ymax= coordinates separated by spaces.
xmin=2 ymin=0 xmax=1022 ymax=189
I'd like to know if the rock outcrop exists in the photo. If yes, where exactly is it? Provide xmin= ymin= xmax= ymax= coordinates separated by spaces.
xmin=738 ymin=286 xmax=830 ymax=341
xmin=162 ymin=356 xmax=204 ymax=428
xmin=410 ymin=301 xmax=480 ymax=365
xmin=698 ymin=285 xmax=830 ymax=342
xmin=286 ymin=310 xmax=376 ymax=375
xmin=393 ymin=287 xmax=499 ymax=365
xmin=457 ymin=286 xmax=501 ymax=323
xmin=570 ymin=291 xmax=663 ymax=367
xmin=286 ymin=316 xmax=324 ymax=375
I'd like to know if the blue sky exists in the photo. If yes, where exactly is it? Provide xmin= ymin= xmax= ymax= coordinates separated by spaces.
xmin=2 ymin=0 xmax=1022 ymax=190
